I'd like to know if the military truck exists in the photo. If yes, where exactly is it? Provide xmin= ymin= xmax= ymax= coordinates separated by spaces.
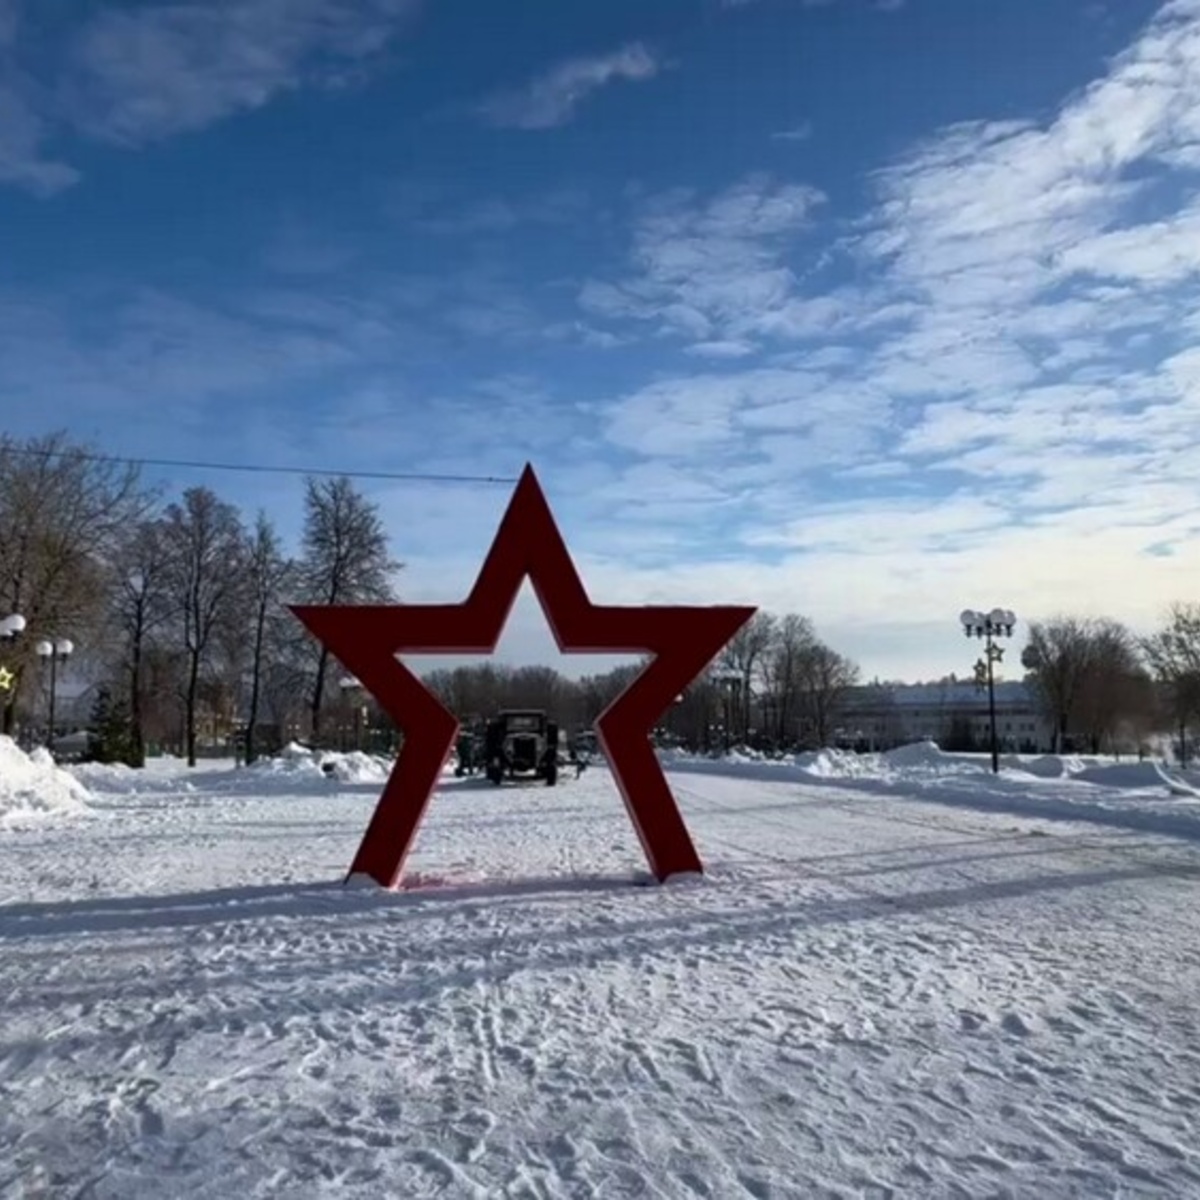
xmin=484 ymin=709 xmax=559 ymax=786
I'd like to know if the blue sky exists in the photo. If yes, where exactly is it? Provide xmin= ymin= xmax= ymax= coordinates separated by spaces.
xmin=3 ymin=0 xmax=1199 ymax=681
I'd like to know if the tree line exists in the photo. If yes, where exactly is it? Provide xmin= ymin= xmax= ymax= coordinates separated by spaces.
xmin=0 ymin=431 xmax=396 ymax=766
xmin=0 ymin=432 xmax=866 ymax=765
xmin=3 ymin=430 xmax=1198 ymax=766
xmin=421 ymin=610 xmax=862 ymax=753
xmin=1020 ymin=611 xmax=1200 ymax=758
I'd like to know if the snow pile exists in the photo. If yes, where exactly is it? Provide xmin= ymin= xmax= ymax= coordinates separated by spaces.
xmin=246 ymin=742 xmax=393 ymax=785
xmin=69 ymin=760 xmax=137 ymax=790
xmin=881 ymin=739 xmax=946 ymax=769
xmin=792 ymin=748 xmax=878 ymax=779
xmin=0 ymin=736 xmax=92 ymax=826
xmin=266 ymin=742 xmax=327 ymax=775
xmin=322 ymin=751 xmax=393 ymax=784
xmin=1015 ymin=754 xmax=1081 ymax=779
xmin=69 ymin=759 xmax=205 ymax=796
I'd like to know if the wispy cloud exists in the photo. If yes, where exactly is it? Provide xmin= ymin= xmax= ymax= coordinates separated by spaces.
xmin=386 ymin=181 xmax=594 ymax=235
xmin=0 ymin=0 xmax=421 ymax=191
xmin=0 ymin=0 xmax=20 ymax=47
xmin=566 ymin=0 xmax=1200 ymax=675
xmin=61 ymin=0 xmax=420 ymax=146
xmin=772 ymin=121 xmax=813 ymax=141
xmin=477 ymin=42 xmax=661 ymax=130
xmin=0 ymin=85 xmax=80 ymax=195
xmin=579 ymin=174 xmax=828 ymax=345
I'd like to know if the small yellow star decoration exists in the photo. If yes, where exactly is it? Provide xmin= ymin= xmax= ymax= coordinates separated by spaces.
xmin=0 ymin=665 xmax=14 ymax=693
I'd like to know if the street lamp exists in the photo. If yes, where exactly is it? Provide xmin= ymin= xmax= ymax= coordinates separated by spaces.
xmin=715 ymin=670 xmax=740 ymax=754
xmin=959 ymin=608 xmax=1017 ymax=774
xmin=0 ymin=613 xmax=24 ymax=699
xmin=36 ymin=637 xmax=74 ymax=751
xmin=0 ymin=613 xmax=27 ymax=642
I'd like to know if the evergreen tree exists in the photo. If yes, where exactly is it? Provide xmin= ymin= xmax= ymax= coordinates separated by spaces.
xmin=89 ymin=684 xmax=137 ymax=765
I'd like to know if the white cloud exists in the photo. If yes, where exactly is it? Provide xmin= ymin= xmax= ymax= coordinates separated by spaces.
xmin=563 ymin=0 xmax=1200 ymax=680
xmin=61 ymin=0 xmax=419 ymax=145
xmin=0 ymin=85 xmax=80 ymax=194
xmin=579 ymin=174 xmax=827 ymax=346
xmin=477 ymin=42 xmax=661 ymax=130
xmin=1057 ymin=201 xmax=1200 ymax=284
xmin=772 ymin=121 xmax=813 ymax=141
xmin=686 ymin=340 xmax=757 ymax=359
xmin=0 ymin=0 xmax=420 ymax=190
xmin=0 ymin=284 xmax=401 ymax=431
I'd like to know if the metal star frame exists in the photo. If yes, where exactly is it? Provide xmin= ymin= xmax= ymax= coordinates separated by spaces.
xmin=0 ymin=666 xmax=14 ymax=693
xmin=291 ymin=464 xmax=755 ymax=889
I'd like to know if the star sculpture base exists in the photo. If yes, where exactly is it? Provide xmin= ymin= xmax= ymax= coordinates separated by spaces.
xmin=291 ymin=464 xmax=755 ymax=889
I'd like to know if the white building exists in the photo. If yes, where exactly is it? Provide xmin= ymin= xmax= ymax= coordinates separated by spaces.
xmin=836 ymin=679 xmax=1054 ymax=753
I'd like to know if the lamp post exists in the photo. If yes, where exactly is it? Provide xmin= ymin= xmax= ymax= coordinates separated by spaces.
xmin=959 ymin=608 xmax=1017 ymax=774
xmin=0 ymin=614 xmax=25 ymax=710
xmin=715 ymin=670 xmax=740 ymax=754
xmin=36 ymin=637 xmax=74 ymax=752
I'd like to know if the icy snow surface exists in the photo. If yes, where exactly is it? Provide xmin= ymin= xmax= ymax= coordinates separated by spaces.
xmin=2 ymin=745 xmax=1200 ymax=1196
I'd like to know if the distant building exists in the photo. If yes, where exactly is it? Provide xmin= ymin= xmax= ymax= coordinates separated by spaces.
xmin=834 ymin=679 xmax=1053 ymax=753
xmin=50 ymin=677 xmax=103 ymax=730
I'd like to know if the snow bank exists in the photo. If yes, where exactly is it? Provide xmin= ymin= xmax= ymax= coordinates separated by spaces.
xmin=322 ymin=751 xmax=393 ymax=785
xmin=881 ymin=740 xmax=947 ymax=769
xmin=792 ymin=748 xmax=879 ymax=779
xmin=1014 ymin=754 xmax=1079 ymax=779
xmin=245 ymin=743 xmax=394 ymax=786
xmin=0 ymin=736 xmax=92 ymax=826
xmin=660 ymin=741 xmax=1200 ymax=841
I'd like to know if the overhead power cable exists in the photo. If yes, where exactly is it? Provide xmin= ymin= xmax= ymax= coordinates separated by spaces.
xmin=1 ymin=445 xmax=518 ymax=485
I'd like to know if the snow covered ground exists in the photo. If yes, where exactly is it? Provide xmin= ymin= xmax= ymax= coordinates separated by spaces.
xmin=3 ymin=739 xmax=1200 ymax=1197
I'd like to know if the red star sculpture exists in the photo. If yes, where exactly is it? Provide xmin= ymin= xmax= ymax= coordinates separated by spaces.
xmin=291 ymin=464 xmax=755 ymax=889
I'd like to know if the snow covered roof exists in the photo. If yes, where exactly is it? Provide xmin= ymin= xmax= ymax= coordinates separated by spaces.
xmin=844 ymin=680 xmax=1034 ymax=709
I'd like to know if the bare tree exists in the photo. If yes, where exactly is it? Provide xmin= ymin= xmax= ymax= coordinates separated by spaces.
xmin=109 ymin=519 xmax=175 ymax=766
xmin=797 ymin=642 xmax=860 ymax=747
xmin=717 ymin=611 xmax=777 ymax=742
xmin=1073 ymin=619 xmax=1152 ymax=754
xmin=0 ymin=432 xmax=148 ymax=733
xmin=1021 ymin=617 xmax=1093 ymax=752
xmin=298 ymin=477 xmax=398 ymax=742
xmin=240 ymin=512 xmax=293 ymax=764
xmin=163 ymin=487 xmax=246 ymax=767
xmin=1141 ymin=603 xmax=1200 ymax=765
xmin=760 ymin=613 xmax=817 ymax=744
